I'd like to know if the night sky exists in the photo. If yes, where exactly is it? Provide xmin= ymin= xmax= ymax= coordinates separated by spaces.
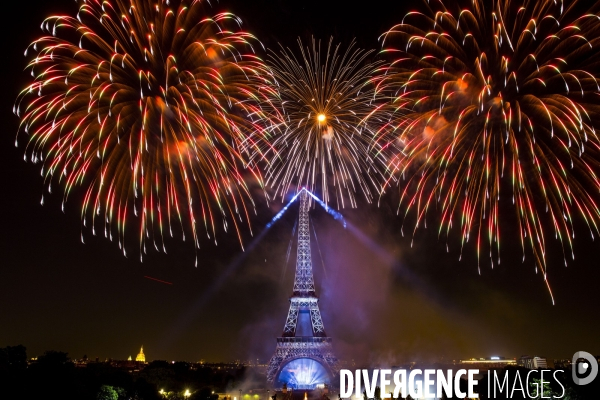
xmin=1 ymin=0 xmax=599 ymax=366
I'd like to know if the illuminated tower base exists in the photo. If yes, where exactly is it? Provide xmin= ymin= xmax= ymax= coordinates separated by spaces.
xmin=266 ymin=189 xmax=338 ymax=389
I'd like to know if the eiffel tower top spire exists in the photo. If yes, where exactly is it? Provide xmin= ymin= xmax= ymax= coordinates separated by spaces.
xmin=293 ymin=189 xmax=316 ymax=296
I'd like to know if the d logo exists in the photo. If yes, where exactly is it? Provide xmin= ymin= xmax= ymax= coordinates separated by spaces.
xmin=572 ymin=351 xmax=598 ymax=386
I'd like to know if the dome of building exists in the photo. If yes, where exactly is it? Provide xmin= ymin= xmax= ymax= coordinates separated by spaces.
xmin=135 ymin=346 xmax=145 ymax=363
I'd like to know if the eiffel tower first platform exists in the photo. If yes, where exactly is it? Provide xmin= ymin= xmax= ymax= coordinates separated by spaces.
xmin=266 ymin=189 xmax=338 ymax=390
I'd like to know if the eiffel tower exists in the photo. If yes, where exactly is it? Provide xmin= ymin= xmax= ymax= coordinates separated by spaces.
xmin=266 ymin=189 xmax=338 ymax=389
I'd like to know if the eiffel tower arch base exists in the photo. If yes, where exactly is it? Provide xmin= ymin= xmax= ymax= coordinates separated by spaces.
xmin=267 ymin=337 xmax=337 ymax=389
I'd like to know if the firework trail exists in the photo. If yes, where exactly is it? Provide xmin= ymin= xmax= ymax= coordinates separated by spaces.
xmin=250 ymin=37 xmax=390 ymax=209
xmin=14 ymin=0 xmax=273 ymax=263
xmin=380 ymin=0 xmax=600 ymax=302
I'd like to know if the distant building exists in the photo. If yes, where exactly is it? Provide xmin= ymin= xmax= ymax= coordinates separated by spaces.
xmin=135 ymin=346 xmax=146 ymax=363
xmin=459 ymin=357 xmax=517 ymax=371
xmin=518 ymin=356 xmax=548 ymax=369
xmin=553 ymin=359 xmax=571 ymax=369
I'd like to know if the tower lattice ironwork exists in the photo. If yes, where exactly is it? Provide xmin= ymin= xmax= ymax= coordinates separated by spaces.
xmin=266 ymin=189 xmax=338 ymax=386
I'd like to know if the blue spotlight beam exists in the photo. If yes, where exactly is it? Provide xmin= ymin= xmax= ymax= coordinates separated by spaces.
xmin=266 ymin=190 xmax=304 ymax=229
xmin=304 ymin=189 xmax=347 ymax=228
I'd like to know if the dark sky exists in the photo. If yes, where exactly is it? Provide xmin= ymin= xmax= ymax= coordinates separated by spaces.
xmin=1 ymin=0 xmax=599 ymax=366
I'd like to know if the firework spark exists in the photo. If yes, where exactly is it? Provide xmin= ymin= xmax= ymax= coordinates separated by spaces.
xmin=380 ymin=0 xmax=600 ymax=302
xmin=251 ymin=38 xmax=390 ymax=208
xmin=14 ymin=0 xmax=272 ymax=263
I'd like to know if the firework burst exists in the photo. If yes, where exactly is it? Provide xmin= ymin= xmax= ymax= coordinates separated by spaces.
xmin=14 ymin=0 xmax=273 ymax=262
xmin=252 ymin=38 xmax=390 ymax=208
xmin=380 ymin=0 xmax=600 ymax=301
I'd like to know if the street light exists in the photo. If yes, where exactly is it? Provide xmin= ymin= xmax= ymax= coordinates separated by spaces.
xmin=184 ymin=389 xmax=191 ymax=398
